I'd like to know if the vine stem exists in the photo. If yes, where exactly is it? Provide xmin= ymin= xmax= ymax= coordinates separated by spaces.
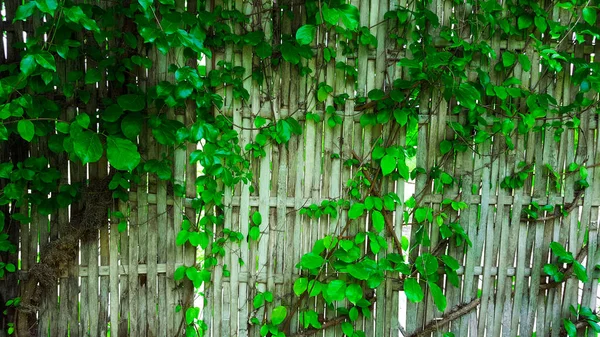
xmin=405 ymin=298 xmax=480 ymax=337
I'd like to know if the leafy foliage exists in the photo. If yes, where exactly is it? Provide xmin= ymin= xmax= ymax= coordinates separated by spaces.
xmin=2 ymin=0 xmax=599 ymax=335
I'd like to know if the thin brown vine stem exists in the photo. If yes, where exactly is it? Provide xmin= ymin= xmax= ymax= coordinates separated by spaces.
xmin=521 ymin=189 xmax=585 ymax=222
xmin=405 ymin=298 xmax=481 ymax=337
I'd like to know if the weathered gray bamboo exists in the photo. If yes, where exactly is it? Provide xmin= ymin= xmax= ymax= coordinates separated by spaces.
xmin=2 ymin=0 xmax=600 ymax=336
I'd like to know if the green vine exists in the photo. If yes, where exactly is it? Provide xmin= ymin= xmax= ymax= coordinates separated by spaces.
xmin=2 ymin=0 xmax=600 ymax=336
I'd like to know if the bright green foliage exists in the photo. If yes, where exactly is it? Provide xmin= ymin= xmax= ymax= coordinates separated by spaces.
xmin=3 ymin=0 xmax=599 ymax=335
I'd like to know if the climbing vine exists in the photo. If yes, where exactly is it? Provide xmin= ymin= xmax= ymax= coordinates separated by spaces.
xmin=2 ymin=0 xmax=600 ymax=336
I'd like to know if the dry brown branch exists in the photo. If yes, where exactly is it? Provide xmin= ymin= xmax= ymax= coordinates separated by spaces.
xmin=405 ymin=298 xmax=481 ymax=337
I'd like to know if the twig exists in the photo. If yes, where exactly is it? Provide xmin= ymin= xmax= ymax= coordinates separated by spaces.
xmin=521 ymin=189 xmax=584 ymax=222
xmin=405 ymin=298 xmax=480 ymax=337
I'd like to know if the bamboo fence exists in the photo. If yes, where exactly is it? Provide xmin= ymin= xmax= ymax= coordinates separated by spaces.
xmin=0 ymin=0 xmax=599 ymax=336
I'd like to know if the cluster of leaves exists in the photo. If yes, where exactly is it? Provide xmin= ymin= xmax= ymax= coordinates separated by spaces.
xmin=282 ymin=0 xmax=600 ymax=335
xmin=563 ymin=305 xmax=600 ymax=337
xmin=250 ymin=291 xmax=288 ymax=337
xmin=544 ymin=242 xmax=588 ymax=284
xmin=4 ymin=0 xmax=600 ymax=335
xmin=4 ymin=0 xmax=275 ymax=335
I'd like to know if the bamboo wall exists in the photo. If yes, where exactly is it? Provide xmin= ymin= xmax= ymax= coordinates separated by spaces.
xmin=0 ymin=0 xmax=599 ymax=336
xmin=206 ymin=0 xmax=600 ymax=336
xmin=0 ymin=0 xmax=196 ymax=336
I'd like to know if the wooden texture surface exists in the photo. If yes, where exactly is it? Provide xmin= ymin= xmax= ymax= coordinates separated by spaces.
xmin=0 ymin=0 xmax=599 ymax=336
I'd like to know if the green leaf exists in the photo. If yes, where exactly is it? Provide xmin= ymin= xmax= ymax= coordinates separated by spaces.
xmin=339 ymin=4 xmax=360 ymax=31
xmin=325 ymin=279 xmax=347 ymax=302
xmin=300 ymin=252 xmax=324 ymax=269
xmin=118 ymin=94 xmax=146 ymax=112
xmin=502 ymin=52 xmax=516 ymax=67
xmin=35 ymin=0 xmax=58 ymax=15
xmin=455 ymin=83 xmax=480 ymax=109
xmin=281 ymin=42 xmax=300 ymax=65
xmin=17 ymin=120 xmax=35 ymax=142
xmin=252 ymin=211 xmax=262 ymax=225
xmin=380 ymin=154 xmax=396 ymax=176
xmin=308 ymin=280 xmax=322 ymax=297
xmin=428 ymin=282 xmax=447 ymax=312
xmin=20 ymin=55 xmax=37 ymax=76
xmin=188 ymin=232 xmax=208 ymax=249
xmin=107 ymin=136 xmax=141 ymax=171
xmin=372 ymin=210 xmax=385 ymax=232
xmin=583 ymin=7 xmax=597 ymax=25
xmin=341 ymin=322 xmax=354 ymax=336
xmin=345 ymin=284 xmax=363 ymax=304
xmin=174 ymin=266 xmax=186 ymax=280
xmin=573 ymin=261 xmax=588 ymax=282
xmin=85 ymin=68 xmax=102 ymax=84
xmin=41 ymin=71 xmax=53 ymax=84
xmin=317 ymin=85 xmax=331 ymax=102
xmin=368 ymin=89 xmax=385 ymax=101
xmin=253 ymin=293 xmax=265 ymax=309
xmin=322 ymin=7 xmax=340 ymax=25
xmin=349 ymin=307 xmax=359 ymax=321
xmin=440 ymin=172 xmax=453 ymax=185
xmin=117 ymin=220 xmax=127 ymax=233
xmin=293 ymin=277 xmax=308 ymax=296
xmin=534 ymin=16 xmax=547 ymax=32
xmin=0 ymin=125 xmax=8 ymax=141
xmin=296 ymin=25 xmax=316 ymax=45
xmin=255 ymin=41 xmax=272 ymax=59
xmin=589 ymin=320 xmax=600 ymax=333
xmin=35 ymin=52 xmax=56 ymax=71
xmin=185 ymin=307 xmax=199 ymax=325
xmin=441 ymin=255 xmax=460 ymax=270
xmin=76 ymin=113 xmax=90 ymax=129
xmin=439 ymin=140 xmax=452 ymax=154
xmin=121 ymin=112 xmax=143 ymax=139
xmin=404 ymin=278 xmax=424 ymax=303
xmin=175 ymin=82 xmax=194 ymax=100
xmin=346 ymin=263 xmax=369 ymax=280
xmin=517 ymin=15 xmax=533 ymax=30
xmin=176 ymin=230 xmax=189 ymax=246
xmin=271 ymin=306 xmax=287 ymax=325
xmin=549 ymin=242 xmax=574 ymax=263
xmin=415 ymin=208 xmax=427 ymax=223
xmin=5 ymin=263 xmax=15 ymax=273
xmin=348 ymin=203 xmax=365 ymax=220
xmin=138 ymin=0 xmax=153 ymax=10
xmin=518 ymin=54 xmax=531 ymax=72
xmin=248 ymin=226 xmax=260 ymax=241
xmin=563 ymin=319 xmax=577 ymax=337
xmin=102 ymin=104 xmax=123 ymax=122
xmin=254 ymin=116 xmax=267 ymax=128
xmin=73 ymin=131 xmax=103 ymax=164
xmin=416 ymin=253 xmax=438 ymax=276
xmin=64 ymin=6 xmax=86 ymax=23
xmin=580 ymin=166 xmax=588 ymax=179
xmin=14 ymin=2 xmax=37 ymax=21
